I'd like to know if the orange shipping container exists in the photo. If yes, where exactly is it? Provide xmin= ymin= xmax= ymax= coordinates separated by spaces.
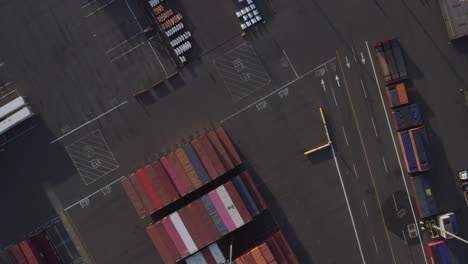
xmin=259 ymin=243 xmax=276 ymax=263
xmin=251 ymin=247 xmax=267 ymax=264
xmin=175 ymin=148 xmax=203 ymax=189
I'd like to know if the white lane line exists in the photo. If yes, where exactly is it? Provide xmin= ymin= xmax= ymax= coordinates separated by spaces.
xmin=373 ymin=236 xmax=379 ymax=254
xmin=332 ymin=144 xmax=366 ymax=264
xmin=366 ymin=41 xmax=428 ymax=264
xmin=106 ymin=32 xmax=141 ymax=53
xmin=50 ymin=101 xmax=128 ymax=144
xmin=351 ymin=47 xmax=358 ymax=62
xmin=382 ymin=156 xmax=388 ymax=173
xmin=402 ymin=229 xmax=407 ymax=245
xmin=110 ymin=42 xmax=146 ymax=62
xmin=331 ymin=87 xmax=339 ymax=106
xmin=81 ymin=0 xmax=99 ymax=8
xmin=342 ymin=126 xmax=349 ymax=146
xmin=282 ymin=49 xmax=299 ymax=78
xmin=0 ymin=89 xmax=17 ymax=100
xmin=220 ymin=57 xmax=337 ymax=123
xmin=371 ymin=116 xmax=378 ymax=137
xmin=392 ymin=193 xmax=398 ymax=211
xmin=362 ymin=200 xmax=369 ymax=217
xmin=123 ymin=0 xmax=168 ymax=77
xmin=360 ymin=79 xmax=367 ymax=98
xmin=85 ymin=0 xmax=116 ymax=17
xmin=353 ymin=163 xmax=359 ymax=181
xmin=0 ymin=81 xmax=12 ymax=90
xmin=64 ymin=175 xmax=125 ymax=211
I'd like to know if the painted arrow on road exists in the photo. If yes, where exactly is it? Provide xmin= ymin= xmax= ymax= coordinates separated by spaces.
xmin=321 ymin=79 xmax=326 ymax=91
xmin=345 ymin=56 xmax=351 ymax=69
xmin=360 ymin=52 xmax=366 ymax=64
xmin=335 ymin=75 xmax=341 ymax=87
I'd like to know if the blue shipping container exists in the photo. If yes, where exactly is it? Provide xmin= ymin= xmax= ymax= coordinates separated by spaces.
xmin=429 ymin=239 xmax=467 ymax=264
xmin=410 ymin=174 xmax=438 ymax=218
xmin=200 ymin=195 xmax=229 ymax=235
xmin=410 ymin=127 xmax=431 ymax=172
xmin=184 ymin=143 xmax=211 ymax=184
xmin=232 ymin=176 xmax=259 ymax=217
xmin=399 ymin=130 xmax=418 ymax=173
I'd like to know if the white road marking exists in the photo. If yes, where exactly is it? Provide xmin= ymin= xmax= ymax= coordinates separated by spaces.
xmin=353 ymin=163 xmax=359 ymax=181
xmin=392 ymin=193 xmax=398 ymax=211
xmin=360 ymin=79 xmax=367 ymax=98
xmin=220 ymin=57 xmax=337 ymax=123
xmin=402 ymin=229 xmax=407 ymax=245
xmin=110 ymin=42 xmax=146 ymax=62
xmin=382 ymin=156 xmax=388 ymax=173
xmin=106 ymin=32 xmax=141 ymax=53
xmin=0 ymin=81 xmax=12 ymax=90
xmin=123 ymin=0 xmax=168 ymax=77
xmin=362 ymin=200 xmax=369 ymax=217
xmin=342 ymin=126 xmax=349 ymax=146
xmin=373 ymin=236 xmax=379 ymax=254
xmin=85 ymin=0 xmax=116 ymax=17
xmin=371 ymin=116 xmax=378 ymax=137
xmin=50 ymin=101 xmax=128 ymax=144
xmin=282 ymin=49 xmax=299 ymax=78
xmin=64 ymin=175 xmax=125 ymax=211
xmin=331 ymin=87 xmax=339 ymax=106
xmin=81 ymin=0 xmax=99 ymax=8
xmin=332 ymin=144 xmax=366 ymax=264
xmin=0 ymin=89 xmax=17 ymax=100
xmin=351 ymin=47 xmax=358 ymax=62
xmin=366 ymin=41 xmax=428 ymax=264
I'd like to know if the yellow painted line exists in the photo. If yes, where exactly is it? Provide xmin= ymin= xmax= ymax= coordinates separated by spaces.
xmin=337 ymin=50 xmax=397 ymax=264
xmin=304 ymin=107 xmax=332 ymax=156
xmin=304 ymin=142 xmax=331 ymax=155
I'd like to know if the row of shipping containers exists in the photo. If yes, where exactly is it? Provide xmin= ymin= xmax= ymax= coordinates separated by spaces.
xmin=233 ymin=230 xmax=299 ymax=264
xmin=121 ymin=127 xmax=242 ymax=218
xmin=146 ymin=174 xmax=267 ymax=263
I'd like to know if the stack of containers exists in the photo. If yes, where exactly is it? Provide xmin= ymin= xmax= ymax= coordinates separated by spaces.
xmin=121 ymin=127 xmax=243 ymax=218
xmin=146 ymin=174 xmax=265 ymax=263
xmin=235 ymin=230 xmax=299 ymax=264
xmin=184 ymin=243 xmax=227 ymax=264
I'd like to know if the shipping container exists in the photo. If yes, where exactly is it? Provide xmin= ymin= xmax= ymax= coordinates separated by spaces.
xmin=272 ymin=230 xmax=299 ymax=264
xmin=0 ymin=106 xmax=34 ymax=135
xmin=136 ymin=168 xmax=164 ymax=210
xmin=217 ymin=185 xmax=245 ymax=229
xmin=428 ymin=239 xmax=467 ymax=264
xmin=225 ymin=181 xmax=252 ymax=223
xmin=161 ymin=155 xmax=189 ymax=196
xmin=266 ymin=238 xmax=286 ymax=264
xmin=251 ymin=248 xmax=267 ymax=264
xmin=208 ymin=243 xmax=227 ymax=263
xmin=392 ymin=104 xmax=423 ymax=131
xmin=259 ymin=243 xmax=276 ymax=263
xmin=201 ymin=195 xmax=229 ymax=236
xmin=374 ymin=39 xmax=408 ymax=85
xmin=146 ymin=222 xmax=180 ymax=264
xmin=208 ymin=189 xmax=236 ymax=232
xmin=201 ymin=247 xmax=218 ymax=264
xmin=438 ymin=0 xmax=468 ymax=40
xmin=144 ymin=164 xmax=170 ymax=206
xmin=409 ymin=127 xmax=431 ymax=172
xmin=19 ymin=240 xmax=42 ymax=264
xmin=410 ymin=174 xmax=439 ymax=219
xmin=193 ymin=200 xmax=221 ymax=245
xmin=242 ymin=252 xmax=256 ymax=264
xmin=386 ymin=82 xmax=408 ymax=108
xmin=121 ymin=177 xmax=147 ymax=218
xmin=29 ymin=231 xmax=62 ymax=264
xmin=183 ymin=143 xmax=211 ymax=184
xmin=169 ymin=152 xmax=196 ymax=193
xmin=169 ymin=212 xmax=198 ymax=255
xmin=199 ymin=134 xmax=226 ymax=177
xmin=6 ymin=244 xmax=28 ymax=264
xmin=0 ymin=96 xmax=26 ymax=120
xmin=129 ymin=173 xmax=155 ymax=214
xmin=233 ymin=176 xmax=260 ymax=217
xmin=175 ymin=147 xmax=203 ymax=189
xmin=240 ymin=172 xmax=267 ymax=210
xmin=186 ymin=252 xmax=208 ymax=264
xmin=215 ymin=127 xmax=242 ymax=166
xmin=151 ymin=160 xmax=180 ymax=203
xmin=162 ymin=216 xmax=189 ymax=256
xmin=208 ymin=130 xmax=234 ymax=170
xmin=191 ymin=138 xmax=219 ymax=179
xmin=397 ymin=130 xmax=418 ymax=174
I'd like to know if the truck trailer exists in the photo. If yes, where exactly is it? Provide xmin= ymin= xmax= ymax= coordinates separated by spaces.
xmin=374 ymin=39 xmax=408 ymax=85
xmin=438 ymin=0 xmax=468 ymax=40
xmin=428 ymin=239 xmax=467 ymax=264
xmin=409 ymin=174 xmax=439 ymax=219
xmin=386 ymin=82 xmax=409 ymax=108
xmin=392 ymin=104 xmax=423 ymax=131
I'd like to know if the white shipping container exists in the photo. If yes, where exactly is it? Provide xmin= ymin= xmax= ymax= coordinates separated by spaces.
xmin=0 ymin=96 xmax=26 ymax=120
xmin=208 ymin=243 xmax=226 ymax=263
xmin=169 ymin=212 xmax=198 ymax=254
xmin=217 ymin=186 xmax=244 ymax=228
xmin=186 ymin=252 xmax=207 ymax=264
xmin=0 ymin=106 xmax=33 ymax=134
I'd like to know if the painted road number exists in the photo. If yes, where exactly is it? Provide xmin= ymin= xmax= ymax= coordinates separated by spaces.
xmin=79 ymin=198 xmax=90 ymax=209
xmin=278 ymin=88 xmax=289 ymax=99
xmin=101 ymin=185 xmax=112 ymax=196
xmin=256 ymin=100 xmax=267 ymax=111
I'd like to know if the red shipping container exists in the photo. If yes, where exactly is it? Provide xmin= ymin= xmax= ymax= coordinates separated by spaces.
xmin=191 ymin=138 xmax=218 ymax=179
xmin=215 ymin=127 xmax=242 ymax=166
xmin=136 ymin=168 xmax=164 ymax=210
xmin=178 ymin=205 xmax=205 ymax=249
xmin=6 ymin=244 xmax=28 ymax=264
xmin=201 ymin=247 xmax=217 ymax=264
xmin=146 ymin=222 xmax=180 ymax=264
xmin=151 ymin=160 xmax=179 ymax=203
xmin=207 ymin=130 xmax=234 ymax=170
xmin=129 ymin=173 xmax=155 ymax=214
xmin=240 ymin=172 xmax=267 ymax=210
xmin=272 ymin=231 xmax=299 ymax=264
xmin=259 ymin=243 xmax=276 ymax=263
xmin=251 ymin=247 xmax=267 ymax=264
xmin=168 ymin=152 xmax=196 ymax=193
xmin=144 ymin=164 xmax=170 ymax=206
xmin=161 ymin=155 xmax=188 ymax=196
xmin=162 ymin=216 xmax=189 ymax=256
xmin=175 ymin=148 xmax=203 ymax=189
xmin=266 ymin=238 xmax=286 ymax=263
xmin=225 ymin=181 xmax=252 ymax=223
xmin=192 ymin=200 xmax=221 ymax=246
xmin=242 ymin=252 xmax=256 ymax=264
xmin=121 ymin=177 xmax=147 ymax=218
xmin=19 ymin=240 xmax=41 ymax=264
xmin=29 ymin=231 xmax=62 ymax=264
xmin=235 ymin=257 xmax=246 ymax=264
xmin=199 ymin=134 xmax=226 ymax=176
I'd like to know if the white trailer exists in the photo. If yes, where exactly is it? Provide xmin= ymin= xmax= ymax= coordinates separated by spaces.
xmin=438 ymin=0 xmax=468 ymax=40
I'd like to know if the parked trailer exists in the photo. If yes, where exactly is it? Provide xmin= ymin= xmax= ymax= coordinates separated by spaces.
xmin=374 ymin=39 xmax=408 ymax=85
xmin=409 ymin=174 xmax=439 ymax=219
xmin=0 ymin=96 xmax=26 ymax=120
xmin=392 ymin=104 xmax=423 ymax=131
xmin=386 ymin=82 xmax=409 ymax=108
xmin=409 ymin=126 xmax=431 ymax=172
xmin=0 ymin=106 xmax=34 ymax=135
xmin=428 ymin=239 xmax=467 ymax=264
xmin=438 ymin=0 xmax=468 ymax=40
xmin=398 ymin=130 xmax=419 ymax=173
